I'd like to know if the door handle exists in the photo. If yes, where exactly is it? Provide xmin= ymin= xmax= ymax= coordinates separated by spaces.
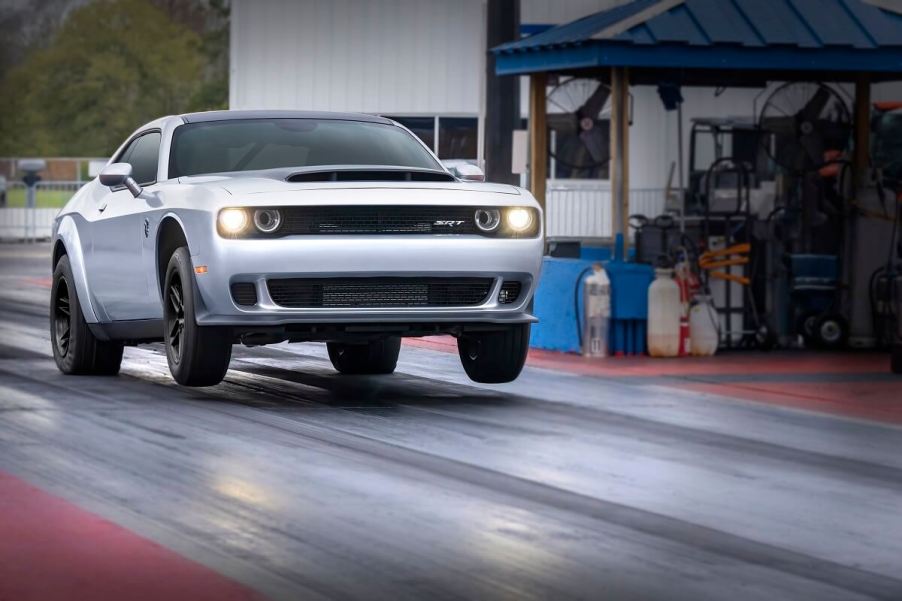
xmin=98 ymin=203 xmax=107 ymax=213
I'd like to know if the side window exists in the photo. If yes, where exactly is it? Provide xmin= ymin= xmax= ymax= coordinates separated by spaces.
xmin=116 ymin=132 xmax=162 ymax=185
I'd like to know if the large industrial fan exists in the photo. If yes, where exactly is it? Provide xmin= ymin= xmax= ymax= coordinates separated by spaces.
xmin=757 ymin=82 xmax=852 ymax=173
xmin=546 ymin=77 xmax=612 ymax=174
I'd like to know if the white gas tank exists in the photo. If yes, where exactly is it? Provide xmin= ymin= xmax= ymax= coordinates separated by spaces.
xmin=689 ymin=294 xmax=719 ymax=356
xmin=648 ymin=268 xmax=681 ymax=357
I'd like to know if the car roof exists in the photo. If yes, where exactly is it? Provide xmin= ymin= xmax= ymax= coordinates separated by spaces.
xmin=179 ymin=110 xmax=393 ymax=125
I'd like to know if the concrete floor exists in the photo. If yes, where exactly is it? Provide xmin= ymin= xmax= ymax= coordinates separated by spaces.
xmin=1 ymin=243 xmax=901 ymax=601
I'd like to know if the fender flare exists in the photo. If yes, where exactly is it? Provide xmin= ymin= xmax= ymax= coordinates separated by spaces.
xmin=154 ymin=211 xmax=212 ymax=319
xmin=54 ymin=215 xmax=108 ymax=327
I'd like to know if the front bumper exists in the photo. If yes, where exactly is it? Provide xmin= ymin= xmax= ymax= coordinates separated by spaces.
xmin=191 ymin=235 xmax=543 ymax=327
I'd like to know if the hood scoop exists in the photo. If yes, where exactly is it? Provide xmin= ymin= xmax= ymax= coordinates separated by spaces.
xmin=286 ymin=168 xmax=455 ymax=183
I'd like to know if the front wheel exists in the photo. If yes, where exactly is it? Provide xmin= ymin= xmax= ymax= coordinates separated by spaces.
xmin=327 ymin=337 xmax=401 ymax=375
xmin=163 ymin=247 xmax=232 ymax=386
xmin=457 ymin=324 xmax=530 ymax=383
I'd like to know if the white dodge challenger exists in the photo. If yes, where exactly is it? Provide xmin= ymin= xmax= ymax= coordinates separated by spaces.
xmin=50 ymin=111 xmax=543 ymax=386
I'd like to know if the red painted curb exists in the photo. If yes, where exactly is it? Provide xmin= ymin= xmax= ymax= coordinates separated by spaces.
xmin=0 ymin=471 xmax=264 ymax=601
xmin=404 ymin=337 xmax=902 ymax=424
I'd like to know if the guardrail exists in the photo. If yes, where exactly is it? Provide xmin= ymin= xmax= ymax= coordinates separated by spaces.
xmin=0 ymin=181 xmax=82 ymax=241
xmin=0 ymin=208 xmax=60 ymax=241
xmin=546 ymin=182 xmax=668 ymax=240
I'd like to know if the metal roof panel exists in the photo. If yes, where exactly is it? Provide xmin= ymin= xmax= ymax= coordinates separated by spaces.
xmin=843 ymin=0 xmax=902 ymax=45
xmin=792 ymin=0 xmax=875 ymax=47
xmin=731 ymin=0 xmax=819 ymax=47
xmin=685 ymin=0 xmax=764 ymax=46
xmin=644 ymin=5 xmax=711 ymax=45
xmin=492 ymin=0 xmax=902 ymax=78
xmin=494 ymin=0 xmax=902 ymax=53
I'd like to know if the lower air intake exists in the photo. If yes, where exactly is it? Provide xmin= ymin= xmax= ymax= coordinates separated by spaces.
xmin=230 ymin=282 xmax=258 ymax=306
xmin=267 ymin=277 xmax=493 ymax=308
xmin=498 ymin=281 xmax=522 ymax=304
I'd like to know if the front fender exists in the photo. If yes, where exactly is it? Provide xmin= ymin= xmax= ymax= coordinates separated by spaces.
xmin=150 ymin=209 xmax=215 ymax=318
xmin=54 ymin=214 xmax=108 ymax=326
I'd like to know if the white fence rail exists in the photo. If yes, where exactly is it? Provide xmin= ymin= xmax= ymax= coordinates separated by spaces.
xmin=0 ymin=208 xmax=59 ymax=241
xmin=546 ymin=182 xmax=669 ymax=240
xmin=0 ymin=181 xmax=82 ymax=241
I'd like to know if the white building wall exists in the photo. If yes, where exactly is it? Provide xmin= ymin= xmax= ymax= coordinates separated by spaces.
xmin=521 ymin=0 xmax=631 ymax=23
xmin=230 ymin=0 xmax=633 ymax=115
xmin=230 ymin=0 xmax=484 ymax=115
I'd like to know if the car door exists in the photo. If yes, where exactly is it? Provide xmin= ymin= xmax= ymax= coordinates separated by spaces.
xmin=87 ymin=131 xmax=161 ymax=322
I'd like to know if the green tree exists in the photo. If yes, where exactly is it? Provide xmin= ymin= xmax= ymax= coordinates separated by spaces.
xmin=0 ymin=0 xmax=206 ymax=157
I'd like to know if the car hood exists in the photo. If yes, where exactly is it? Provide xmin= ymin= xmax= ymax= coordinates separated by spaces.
xmin=179 ymin=174 xmax=521 ymax=196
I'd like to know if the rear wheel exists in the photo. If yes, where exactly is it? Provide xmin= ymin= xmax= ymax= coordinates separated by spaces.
xmin=163 ymin=247 xmax=232 ymax=386
xmin=327 ymin=337 xmax=401 ymax=375
xmin=51 ymin=255 xmax=123 ymax=375
xmin=457 ymin=324 xmax=530 ymax=383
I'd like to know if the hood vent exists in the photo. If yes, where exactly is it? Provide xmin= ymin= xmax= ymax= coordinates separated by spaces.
xmin=286 ymin=169 xmax=455 ymax=183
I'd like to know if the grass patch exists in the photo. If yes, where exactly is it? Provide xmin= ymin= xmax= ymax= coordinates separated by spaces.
xmin=3 ymin=188 xmax=75 ymax=208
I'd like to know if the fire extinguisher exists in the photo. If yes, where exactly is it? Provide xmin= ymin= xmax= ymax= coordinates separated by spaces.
xmin=582 ymin=263 xmax=611 ymax=357
xmin=674 ymin=255 xmax=700 ymax=356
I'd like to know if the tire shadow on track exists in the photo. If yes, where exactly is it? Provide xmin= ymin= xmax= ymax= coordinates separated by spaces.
xmin=227 ymin=362 xmax=513 ymax=410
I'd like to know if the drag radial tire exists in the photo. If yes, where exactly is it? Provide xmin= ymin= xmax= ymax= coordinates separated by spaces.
xmin=327 ymin=337 xmax=402 ymax=375
xmin=163 ymin=247 xmax=232 ymax=386
xmin=457 ymin=324 xmax=530 ymax=384
xmin=892 ymin=345 xmax=902 ymax=375
xmin=51 ymin=255 xmax=124 ymax=375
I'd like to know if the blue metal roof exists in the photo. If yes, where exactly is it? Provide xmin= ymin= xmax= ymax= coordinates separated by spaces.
xmin=493 ymin=0 xmax=902 ymax=78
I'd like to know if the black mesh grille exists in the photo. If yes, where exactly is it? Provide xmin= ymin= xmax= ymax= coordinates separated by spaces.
xmin=498 ymin=281 xmax=522 ymax=304
xmin=267 ymin=277 xmax=493 ymax=308
xmin=275 ymin=206 xmax=479 ymax=236
xmin=230 ymin=282 xmax=258 ymax=306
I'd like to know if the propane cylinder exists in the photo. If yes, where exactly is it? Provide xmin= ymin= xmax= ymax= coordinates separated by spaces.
xmin=582 ymin=263 xmax=611 ymax=357
xmin=647 ymin=268 xmax=681 ymax=357
xmin=689 ymin=294 xmax=719 ymax=356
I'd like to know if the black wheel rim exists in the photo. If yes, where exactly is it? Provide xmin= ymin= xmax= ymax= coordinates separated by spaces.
xmin=53 ymin=276 xmax=72 ymax=357
xmin=166 ymin=275 xmax=185 ymax=363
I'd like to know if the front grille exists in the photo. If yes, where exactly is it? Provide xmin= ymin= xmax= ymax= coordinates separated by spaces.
xmin=498 ymin=281 xmax=522 ymax=304
xmin=267 ymin=277 xmax=493 ymax=308
xmin=231 ymin=282 xmax=258 ymax=306
xmin=276 ymin=206 xmax=479 ymax=236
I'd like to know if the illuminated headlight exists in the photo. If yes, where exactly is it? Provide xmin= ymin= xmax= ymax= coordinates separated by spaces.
xmin=218 ymin=208 xmax=249 ymax=235
xmin=505 ymin=207 xmax=533 ymax=232
xmin=254 ymin=209 xmax=282 ymax=233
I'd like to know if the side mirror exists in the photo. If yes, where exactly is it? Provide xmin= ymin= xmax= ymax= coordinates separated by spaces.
xmin=99 ymin=162 xmax=143 ymax=197
xmin=444 ymin=161 xmax=486 ymax=182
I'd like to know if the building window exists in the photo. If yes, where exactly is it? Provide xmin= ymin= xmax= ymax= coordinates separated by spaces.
xmin=438 ymin=117 xmax=477 ymax=160
xmin=385 ymin=116 xmax=435 ymax=153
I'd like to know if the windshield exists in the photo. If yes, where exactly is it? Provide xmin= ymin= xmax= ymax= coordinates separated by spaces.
xmin=168 ymin=118 xmax=441 ymax=178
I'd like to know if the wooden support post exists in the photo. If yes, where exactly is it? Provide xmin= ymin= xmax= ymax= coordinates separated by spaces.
xmin=609 ymin=67 xmax=630 ymax=254
xmin=528 ymin=72 xmax=548 ymax=218
xmin=853 ymin=74 xmax=871 ymax=189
